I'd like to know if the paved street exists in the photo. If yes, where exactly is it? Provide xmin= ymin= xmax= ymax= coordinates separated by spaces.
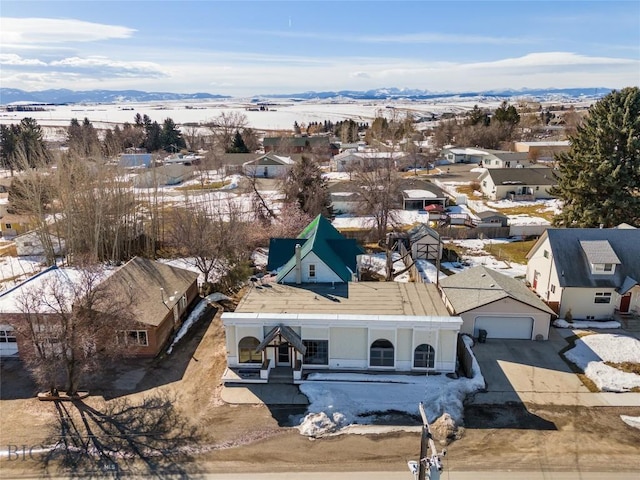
xmin=202 ymin=471 xmax=640 ymax=480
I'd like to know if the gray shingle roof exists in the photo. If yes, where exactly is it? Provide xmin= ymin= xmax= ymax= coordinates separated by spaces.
xmin=535 ymin=228 xmax=640 ymax=289
xmin=579 ymin=240 xmax=621 ymax=265
xmin=484 ymin=167 xmax=556 ymax=186
xmin=439 ymin=265 xmax=555 ymax=315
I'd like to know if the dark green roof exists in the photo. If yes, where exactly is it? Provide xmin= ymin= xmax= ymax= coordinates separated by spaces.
xmin=269 ymin=215 xmax=364 ymax=283
xmin=267 ymin=238 xmax=308 ymax=271
xmin=263 ymin=136 xmax=329 ymax=147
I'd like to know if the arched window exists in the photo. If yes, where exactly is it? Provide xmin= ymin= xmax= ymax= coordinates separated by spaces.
xmin=370 ymin=339 xmax=394 ymax=367
xmin=238 ymin=336 xmax=261 ymax=363
xmin=414 ymin=344 xmax=435 ymax=369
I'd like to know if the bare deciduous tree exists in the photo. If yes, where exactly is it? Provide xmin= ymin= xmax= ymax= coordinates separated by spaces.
xmin=353 ymin=165 xmax=402 ymax=242
xmin=165 ymin=193 xmax=252 ymax=293
xmin=14 ymin=262 xmax=136 ymax=395
xmin=206 ymin=112 xmax=248 ymax=153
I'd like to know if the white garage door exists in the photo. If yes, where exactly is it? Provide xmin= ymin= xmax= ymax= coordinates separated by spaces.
xmin=474 ymin=316 xmax=534 ymax=340
xmin=0 ymin=327 xmax=18 ymax=357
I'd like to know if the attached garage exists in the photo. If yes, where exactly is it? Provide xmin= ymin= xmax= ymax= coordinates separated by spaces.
xmin=474 ymin=316 xmax=534 ymax=340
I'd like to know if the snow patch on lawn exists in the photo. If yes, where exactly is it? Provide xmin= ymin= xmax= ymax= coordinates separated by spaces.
xmin=620 ymin=415 xmax=640 ymax=430
xmin=554 ymin=319 xmax=621 ymax=329
xmin=298 ymin=336 xmax=484 ymax=437
xmin=563 ymin=333 xmax=640 ymax=392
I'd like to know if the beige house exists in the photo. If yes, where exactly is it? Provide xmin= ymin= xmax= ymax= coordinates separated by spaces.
xmin=221 ymin=282 xmax=462 ymax=384
xmin=440 ymin=266 xmax=554 ymax=340
xmin=478 ymin=168 xmax=557 ymax=200
xmin=513 ymin=141 xmax=570 ymax=162
xmin=243 ymin=153 xmax=294 ymax=178
xmin=526 ymin=228 xmax=640 ymax=319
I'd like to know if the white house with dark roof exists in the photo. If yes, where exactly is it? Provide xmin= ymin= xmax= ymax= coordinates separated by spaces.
xmin=242 ymin=153 xmax=294 ymax=178
xmin=478 ymin=167 xmax=557 ymax=200
xmin=525 ymin=227 xmax=640 ymax=319
xmin=439 ymin=266 xmax=555 ymax=340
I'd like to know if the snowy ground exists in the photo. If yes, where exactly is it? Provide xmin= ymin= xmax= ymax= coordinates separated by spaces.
xmin=562 ymin=333 xmax=640 ymax=393
xmin=442 ymin=238 xmax=527 ymax=278
xmin=298 ymin=336 xmax=484 ymax=437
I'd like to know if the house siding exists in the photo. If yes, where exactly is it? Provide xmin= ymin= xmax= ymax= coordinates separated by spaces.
xmin=224 ymin=317 xmax=461 ymax=375
xmin=559 ymin=287 xmax=618 ymax=320
xmin=526 ymin=237 xmax=562 ymax=305
xmin=280 ymin=251 xmax=344 ymax=284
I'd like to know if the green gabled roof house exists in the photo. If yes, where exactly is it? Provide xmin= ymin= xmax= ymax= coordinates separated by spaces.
xmin=267 ymin=214 xmax=364 ymax=284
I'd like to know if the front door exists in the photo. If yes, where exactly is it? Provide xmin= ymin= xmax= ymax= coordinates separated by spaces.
xmin=277 ymin=343 xmax=290 ymax=366
xmin=620 ymin=292 xmax=632 ymax=313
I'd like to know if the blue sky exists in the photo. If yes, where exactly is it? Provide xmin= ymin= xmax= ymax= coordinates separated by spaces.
xmin=1 ymin=1 xmax=638 ymax=96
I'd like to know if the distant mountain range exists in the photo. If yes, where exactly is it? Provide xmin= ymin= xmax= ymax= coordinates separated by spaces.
xmin=0 ymin=88 xmax=229 ymax=105
xmin=0 ymin=87 xmax=612 ymax=105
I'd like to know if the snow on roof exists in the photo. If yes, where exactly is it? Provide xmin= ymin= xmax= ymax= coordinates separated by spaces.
xmin=403 ymin=189 xmax=437 ymax=199
xmin=0 ymin=266 xmax=112 ymax=314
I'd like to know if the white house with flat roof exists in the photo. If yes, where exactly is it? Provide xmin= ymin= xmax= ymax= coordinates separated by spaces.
xmin=221 ymin=282 xmax=462 ymax=384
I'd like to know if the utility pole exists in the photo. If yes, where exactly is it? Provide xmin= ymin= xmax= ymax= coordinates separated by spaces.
xmin=408 ymin=402 xmax=446 ymax=480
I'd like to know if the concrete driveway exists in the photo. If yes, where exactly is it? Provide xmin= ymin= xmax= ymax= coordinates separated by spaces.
xmin=469 ymin=327 xmax=593 ymax=405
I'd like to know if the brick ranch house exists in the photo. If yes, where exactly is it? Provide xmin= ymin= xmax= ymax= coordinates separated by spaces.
xmin=0 ymin=257 xmax=200 ymax=359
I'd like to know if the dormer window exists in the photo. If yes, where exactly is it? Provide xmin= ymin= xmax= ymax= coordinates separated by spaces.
xmin=592 ymin=263 xmax=615 ymax=274
xmin=579 ymin=240 xmax=620 ymax=276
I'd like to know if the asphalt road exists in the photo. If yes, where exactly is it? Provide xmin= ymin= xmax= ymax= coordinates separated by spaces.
xmin=202 ymin=472 xmax=639 ymax=480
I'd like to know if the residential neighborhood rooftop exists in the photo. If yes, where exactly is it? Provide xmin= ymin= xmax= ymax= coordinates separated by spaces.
xmin=234 ymin=281 xmax=450 ymax=317
xmin=481 ymin=167 xmax=557 ymax=185
xmin=439 ymin=265 xmax=556 ymax=315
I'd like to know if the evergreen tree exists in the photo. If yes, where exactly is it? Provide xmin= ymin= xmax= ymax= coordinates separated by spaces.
xmin=160 ymin=117 xmax=186 ymax=152
xmin=280 ymin=156 xmax=331 ymax=217
xmin=229 ymin=130 xmax=249 ymax=153
xmin=144 ymin=121 xmax=162 ymax=152
xmin=13 ymin=118 xmax=51 ymax=168
xmin=467 ymin=105 xmax=490 ymax=126
xmin=0 ymin=124 xmax=18 ymax=172
xmin=493 ymin=101 xmax=520 ymax=126
xmin=551 ymin=87 xmax=640 ymax=227
xmin=67 ymin=117 xmax=100 ymax=158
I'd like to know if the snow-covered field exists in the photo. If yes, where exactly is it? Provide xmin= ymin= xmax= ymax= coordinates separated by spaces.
xmin=0 ymin=98 xmax=508 ymax=139
xmin=298 ymin=336 xmax=484 ymax=437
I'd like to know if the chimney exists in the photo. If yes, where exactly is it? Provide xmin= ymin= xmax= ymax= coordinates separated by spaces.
xmin=295 ymin=244 xmax=302 ymax=284
xmin=599 ymin=224 xmax=604 ymax=229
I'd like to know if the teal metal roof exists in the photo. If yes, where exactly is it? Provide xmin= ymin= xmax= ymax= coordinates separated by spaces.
xmin=272 ymin=215 xmax=364 ymax=283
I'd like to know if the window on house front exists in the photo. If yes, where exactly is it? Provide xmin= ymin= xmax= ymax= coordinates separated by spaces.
xmin=482 ymin=181 xmax=487 ymax=187
xmin=126 ymin=330 xmax=148 ymax=346
xmin=5 ymin=224 xmax=11 ymax=229
xmin=308 ymin=264 xmax=316 ymax=278
xmin=370 ymin=339 xmax=394 ymax=367
xmin=594 ymin=292 xmax=612 ymax=304
xmin=543 ymin=250 xmax=549 ymax=258
xmin=550 ymin=284 xmax=556 ymax=294
xmin=238 ymin=336 xmax=261 ymax=363
xmin=413 ymin=344 xmax=435 ymax=369
xmin=303 ymin=340 xmax=328 ymax=365
xmin=0 ymin=330 xmax=17 ymax=343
